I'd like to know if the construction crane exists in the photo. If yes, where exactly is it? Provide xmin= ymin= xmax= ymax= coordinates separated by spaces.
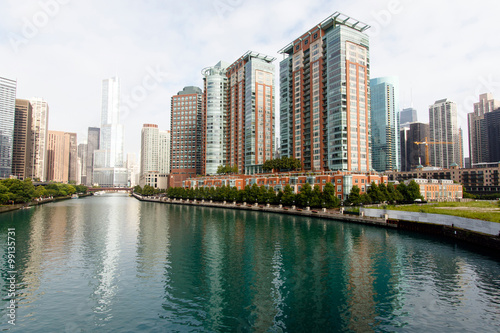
xmin=414 ymin=137 xmax=453 ymax=167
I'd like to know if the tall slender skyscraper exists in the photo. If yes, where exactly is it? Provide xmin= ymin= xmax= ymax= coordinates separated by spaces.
xmin=140 ymin=124 xmax=159 ymax=175
xmin=13 ymin=99 xmax=33 ymax=179
xmin=158 ymin=130 xmax=170 ymax=174
xmin=467 ymin=93 xmax=500 ymax=166
xmin=86 ymin=127 xmax=100 ymax=186
xmin=370 ymin=77 xmax=399 ymax=172
xmin=46 ymin=131 xmax=77 ymax=183
xmin=279 ymin=12 xmax=370 ymax=172
xmin=29 ymin=98 xmax=49 ymax=181
xmin=93 ymin=77 xmax=127 ymax=187
xmin=0 ymin=77 xmax=17 ymax=178
xmin=429 ymin=99 xmax=460 ymax=169
xmin=78 ymin=143 xmax=87 ymax=185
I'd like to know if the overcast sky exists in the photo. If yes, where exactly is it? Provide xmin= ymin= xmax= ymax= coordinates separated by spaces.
xmin=1 ymin=0 xmax=499 ymax=158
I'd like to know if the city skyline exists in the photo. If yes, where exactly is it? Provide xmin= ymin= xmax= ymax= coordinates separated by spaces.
xmin=1 ymin=1 xmax=499 ymax=156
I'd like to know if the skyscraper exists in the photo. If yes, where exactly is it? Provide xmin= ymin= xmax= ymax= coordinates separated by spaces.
xmin=400 ymin=122 xmax=429 ymax=171
xmin=93 ymin=77 xmax=127 ymax=187
xmin=399 ymin=107 xmax=417 ymax=128
xmin=46 ymin=131 xmax=77 ymax=183
xmin=485 ymin=108 xmax=500 ymax=163
xmin=140 ymin=124 xmax=159 ymax=175
xmin=12 ymin=99 xmax=33 ymax=179
xmin=279 ymin=12 xmax=370 ymax=172
xmin=170 ymin=86 xmax=203 ymax=187
xmin=429 ymin=99 xmax=460 ymax=169
xmin=86 ymin=127 xmax=100 ymax=186
xmin=158 ymin=130 xmax=170 ymax=174
xmin=467 ymin=93 xmax=500 ymax=166
xmin=0 ymin=77 xmax=17 ymax=178
xmin=78 ymin=143 xmax=87 ymax=185
xmin=140 ymin=124 xmax=170 ymax=188
xmin=202 ymin=62 xmax=229 ymax=175
xmin=370 ymin=77 xmax=399 ymax=172
xmin=29 ymin=98 xmax=49 ymax=181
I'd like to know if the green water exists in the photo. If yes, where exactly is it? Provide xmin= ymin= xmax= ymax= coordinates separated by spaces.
xmin=0 ymin=194 xmax=499 ymax=332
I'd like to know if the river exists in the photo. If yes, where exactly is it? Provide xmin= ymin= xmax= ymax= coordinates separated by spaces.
xmin=1 ymin=193 xmax=499 ymax=332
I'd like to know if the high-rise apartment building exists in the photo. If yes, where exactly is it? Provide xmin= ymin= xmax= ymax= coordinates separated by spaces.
xmin=429 ymin=99 xmax=461 ymax=169
xmin=370 ymin=77 xmax=399 ymax=172
xmin=170 ymin=86 xmax=203 ymax=188
xmin=202 ymin=62 xmax=229 ymax=175
xmin=400 ymin=122 xmax=429 ymax=171
xmin=467 ymin=93 xmax=500 ymax=166
xmin=279 ymin=12 xmax=370 ymax=172
xmin=86 ymin=127 xmax=100 ymax=186
xmin=485 ymin=108 xmax=500 ymax=163
xmin=399 ymin=107 xmax=417 ymax=128
xmin=93 ymin=77 xmax=127 ymax=187
xmin=29 ymin=98 xmax=49 ymax=181
xmin=158 ymin=130 xmax=170 ymax=174
xmin=12 ymin=99 xmax=33 ymax=179
xmin=140 ymin=124 xmax=159 ymax=175
xmin=46 ymin=131 xmax=77 ymax=183
xmin=0 ymin=77 xmax=17 ymax=178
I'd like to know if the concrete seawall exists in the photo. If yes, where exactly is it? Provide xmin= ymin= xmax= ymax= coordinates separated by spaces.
xmin=132 ymin=193 xmax=500 ymax=252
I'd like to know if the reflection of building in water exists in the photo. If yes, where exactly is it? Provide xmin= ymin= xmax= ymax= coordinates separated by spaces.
xmin=345 ymin=230 xmax=377 ymax=332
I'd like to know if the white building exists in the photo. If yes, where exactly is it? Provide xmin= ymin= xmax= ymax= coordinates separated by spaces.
xmin=429 ymin=99 xmax=461 ymax=169
xmin=29 ymin=97 xmax=49 ymax=181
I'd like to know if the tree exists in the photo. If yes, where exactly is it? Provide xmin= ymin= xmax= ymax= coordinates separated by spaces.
xmin=397 ymin=183 xmax=409 ymax=202
xmin=282 ymin=185 xmax=295 ymax=206
xmin=346 ymin=185 xmax=361 ymax=206
xmin=310 ymin=185 xmax=322 ymax=208
xmin=361 ymin=193 xmax=372 ymax=205
xmin=297 ymin=182 xmax=312 ymax=207
xmin=134 ymin=185 xmax=143 ymax=194
xmin=323 ymin=183 xmax=340 ymax=209
xmin=407 ymin=180 xmax=424 ymax=201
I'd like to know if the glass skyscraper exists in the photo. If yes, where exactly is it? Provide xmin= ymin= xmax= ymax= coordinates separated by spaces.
xmin=0 ymin=77 xmax=16 ymax=178
xmin=93 ymin=77 xmax=127 ymax=187
xmin=370 ymin=77 xmax=399 ymax=172
xmin=279 ymin=12 xmax=370 ymax=172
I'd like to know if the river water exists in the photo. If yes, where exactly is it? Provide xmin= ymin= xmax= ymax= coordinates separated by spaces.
xmin=0 ymin=194 xmax=499 ymax=332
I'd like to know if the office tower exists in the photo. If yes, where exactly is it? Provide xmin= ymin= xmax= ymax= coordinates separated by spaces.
xmin=78 ymin=143 xmax=87 ymax=185
xmin=0 ymin=77 xmax=17 ymax=178
xmin=202 ymin=61 xmax=229 ymax=175
xmin=429 ymin=99 xmax=460 ymax=169
xmin=29 ymin=98 xmax=49 ymax=181
xmin=399 ymin=107 xmax=417 ymax=128
xmin=140 ymin=124 xmax=159 ymax=175
xmin=279 ymin=12 xmax=370 ymax=172
xmin=400 ymin=122 xmax=429 ymax=171
xmin=93 ymin=77 xmax=127 ymax=187
xmin=158 ymin=130 xmax=170 ymax=174
xmin=370 ymin=77 xmax=399 ymax=172
xmin=12 ymin=99 xmax=33 ymax=179
xmin=46 ymin=131 xmax=77 ymax=183
xmin=86 ymin=127 xmax=100 ymax=186
xmin=485 ymin=108 xmax=500 ymax=163
xmin=467 ymin=93 xmax=500 ymax=166
xmin=170 ymin=86 xmax=203 ymax=187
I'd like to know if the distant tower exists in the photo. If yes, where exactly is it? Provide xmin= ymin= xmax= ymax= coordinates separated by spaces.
xmin=13 ymin=99 xmax=33 ymax=179
xmin=86 ymin=127 xmax=100 ymax=186
xmin=429 ymin=99 xmax=460 ymax=168
xmin=399 ymin=107 xmax=417 ymax=128
xmin=370 ymin=77 xmax=399 ymax=172
xmin=29 ymin=98 xmax=49 ymax=181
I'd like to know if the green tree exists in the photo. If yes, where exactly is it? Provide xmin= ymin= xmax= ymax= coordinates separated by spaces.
xmin=297 ymin=182 xmax=312 ymax=207
xmin=361 ymin=192 xmax=372 ymax=205
xmin=282 ymin=185 xmax=295 ymax=206
xmin=310 ymin=185 xmax=322 ymax=208
xmin=134 ymin=185 xmax=143 ymax=194
xmin=323 ymin=182 xmax=340 ymax=209
xmin=407 ymin=180 xmax=423 ymax=201
xmin=397 ymin=183 xmax=409 ymax=202
xmin=346 ymin=185 xmax=361 ymax=206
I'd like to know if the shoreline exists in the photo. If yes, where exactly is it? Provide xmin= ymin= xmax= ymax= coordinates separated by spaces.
xmin=0 ymin=193 xmax=92 ymax=214
xmin=132 ymin=193 xmax=500 ymax=252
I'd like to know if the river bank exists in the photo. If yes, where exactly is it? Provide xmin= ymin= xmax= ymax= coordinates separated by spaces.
xmin=133 ymin=193 xmax=500 ymax=252
xmin=0 ymin=192 xmax=92 ymax=214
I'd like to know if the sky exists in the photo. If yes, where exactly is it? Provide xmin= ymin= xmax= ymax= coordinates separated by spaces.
xmin=1 ymin=0 xmax=499 ymax=158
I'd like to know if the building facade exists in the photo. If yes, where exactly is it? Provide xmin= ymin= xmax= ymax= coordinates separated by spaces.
xmin=158 ymin=130 xmax=170 ymax=174
xmin=140 ymin=124 xmax=159 ymax=176
xmin=485 ymin=108 xmax=500 ymax=163
xmin=279 ymin=12 xmax=370 ymax=173
xmin=170 ymin=86 xmax=203 ymax=188
xmin=29 ymin=98 xmax=49 ymax=181
xmin=78 ymin=143 xmax=87 ymax=185
xmin=0 ymin=77 xmax=17 ymax=178
xmin=86 ymin=127 xmax=100 ymax=186
xmin=429 ymin=99 xmax=461 ymax=169
xmin=46 ymin=131 xmax=78 ymax=183
xmin=400 ymin=122 xmax=429 ymax=171
xmin=93 ymin=77 xmax=127 ymax=187
xmin=467 ymin=93 xmax=500 ymax=166
xmin=184 ymin=171 xmax=387 ymax=201
xmin=406 ymin=178 xmax=462 ymax=201
xmin=370 ymin=77 xmax=399 ymax=172
xmin=12 ymin=99 xmax=33 ymax=179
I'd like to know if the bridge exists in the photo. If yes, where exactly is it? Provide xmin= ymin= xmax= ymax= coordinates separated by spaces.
xmin=88 ymin=187 xmax=133 ymax=193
